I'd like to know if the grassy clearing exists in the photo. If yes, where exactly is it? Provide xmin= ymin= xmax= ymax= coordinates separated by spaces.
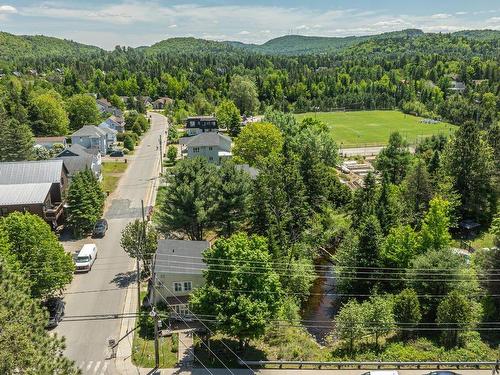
xmin=294 ymin=110 xmax=456 ymax=147
xmin=101 ymin=161 xmax=128 ymax=194
xmin=131 ymin=314 xmax=178 ymax=368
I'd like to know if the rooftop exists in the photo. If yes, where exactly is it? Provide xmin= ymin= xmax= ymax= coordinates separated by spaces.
xmin=154 ymin=239 xmax=210 ymax=275
xmin=0 ymin=182 xmax=52 ymax=206
xmin=0 ymin=159 xmax=65 ymax=185
xmin=71 ymin=125 xmax=107 ymax=138
xmin=180 ymin=132 xmax=231 ymax=148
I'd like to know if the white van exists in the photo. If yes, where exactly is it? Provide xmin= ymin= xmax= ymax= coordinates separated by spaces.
xmin=74 ymin=244 xmax=97 ymax=272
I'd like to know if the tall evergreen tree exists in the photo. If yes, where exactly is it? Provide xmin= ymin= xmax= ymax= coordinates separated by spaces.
xmin=66 ymin=169 xmax=105 ymax=237
xmin=375 ymin=132 xmax=412 ymax=184
xmin=0 ymin=116 xmax=34 ymax=162
xmin=213 ymin=161 xmax=252 ymax=236
xmin=351 ymin=172 xmax=379 ymax=228
xmin=441 ymin=121 xmax=496 ymax=224
xmin=0 ymin=254 xmax=79 ymax=374
xmin=377 ymin=173 xmax=401 ymax=234
xmin=401 ymin=159 xmax=434 ymax=227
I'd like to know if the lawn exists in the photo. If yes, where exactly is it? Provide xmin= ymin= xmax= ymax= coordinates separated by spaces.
xmin=131 ymin=315 xmax=178 ymax=368
xmin=101 ymin=161 xmax=128 ymax=194
xmin=294 ymin=110 xmax=456 ymax=147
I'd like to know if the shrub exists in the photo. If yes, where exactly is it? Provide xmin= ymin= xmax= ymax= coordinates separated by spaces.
xmin=123 ymin=135 xmax=135 ymax=151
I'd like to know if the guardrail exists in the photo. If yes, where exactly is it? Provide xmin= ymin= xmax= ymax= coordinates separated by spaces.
xmin=238 ymin=359 xmax=500 ymax=370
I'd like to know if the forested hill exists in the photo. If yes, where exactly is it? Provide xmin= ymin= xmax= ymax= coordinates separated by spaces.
xmin=0 ymin=32 xmax=103 ymax=61
xmin=1 ymin=29 xmax=499 ymax=62
xmin=137 ymin=29 xmax=500 ymax=56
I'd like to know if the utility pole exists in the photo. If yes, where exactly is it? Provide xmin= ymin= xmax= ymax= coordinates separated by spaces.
xmin=151 ymin=252 xmax=160 ymax=368
xmin=159 ymin=134 xmax=163 ymax=175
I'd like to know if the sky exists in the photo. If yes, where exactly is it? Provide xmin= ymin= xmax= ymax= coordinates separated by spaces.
xmin=0 ymin=1 xmax=499 ymax=49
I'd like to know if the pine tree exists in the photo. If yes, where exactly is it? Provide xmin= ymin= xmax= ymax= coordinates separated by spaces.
xmin=66 ymin=169 xmax=105 ymax=237
xmin=401 ymin=159 xmax=434 ymax=227
xmin=351 ymin=172 xmax=379 ymax=228
xmin=441 ymin=121 xmax=496 ymax=224
xmin=0 ymin=116 xmax=34 ymax=162
xmin=0 ymin=254 xmax=79 ymax=374
xmin=213 ymin=161 xmax=252 ymax=236
xmin=377 ymin=173 xmax=401 ymax=234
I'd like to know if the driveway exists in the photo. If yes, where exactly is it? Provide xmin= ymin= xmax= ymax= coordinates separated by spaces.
xmin=54 ymin=112 xmax=168 ymax=375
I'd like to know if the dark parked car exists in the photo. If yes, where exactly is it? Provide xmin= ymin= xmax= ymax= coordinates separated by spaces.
xmin=44 ymin=298 xmax=65 ymax=329
xmin=110 ymin=150 xmax=124 ymax=157
xmin=92 ymin=219 xmax=108 ymax=237
xmin=424 ymin=372 xmax=461 ymax=375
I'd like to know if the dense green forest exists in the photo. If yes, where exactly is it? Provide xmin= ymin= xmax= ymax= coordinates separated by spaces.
xmin=0 ymin=28 xmax=498 ymax=136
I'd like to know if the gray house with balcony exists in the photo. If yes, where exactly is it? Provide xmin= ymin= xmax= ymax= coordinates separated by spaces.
xmin=180 ymin=132 xmax=232 ymax=164
xmin=71 ymin=125 xmax=109 ymax=154
xmin=152 ymin=239 xmax=210 ymax=316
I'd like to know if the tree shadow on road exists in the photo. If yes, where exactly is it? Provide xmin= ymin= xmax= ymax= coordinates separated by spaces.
xmin=111 ymin=270 xmax=137 ymax=288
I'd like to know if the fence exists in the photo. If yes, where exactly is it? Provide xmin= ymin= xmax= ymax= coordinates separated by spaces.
xmin=238 ymin=359 xmax=500 ymax=370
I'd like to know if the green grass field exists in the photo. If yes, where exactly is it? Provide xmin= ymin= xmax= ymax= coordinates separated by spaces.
xmin=295 ymin=110 xmax=456 ymax=147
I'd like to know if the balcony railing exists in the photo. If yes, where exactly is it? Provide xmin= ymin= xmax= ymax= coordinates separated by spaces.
xmin=43 ymin=202 xmax=63 ymax=220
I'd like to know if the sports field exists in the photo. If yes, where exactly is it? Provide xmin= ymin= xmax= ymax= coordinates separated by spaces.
xmin=295 ymin=110 xmax=455 ymax=147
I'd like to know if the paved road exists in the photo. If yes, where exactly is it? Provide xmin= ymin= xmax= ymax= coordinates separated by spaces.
xmin=340 ymin=146 xmax=416 ymax=157
xmin=55 ymin=112 xmax=168 ymax=375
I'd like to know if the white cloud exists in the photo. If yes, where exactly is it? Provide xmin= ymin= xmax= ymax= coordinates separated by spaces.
xmin=431 ymin=13 xmax=452 ymax=19
xmin=455 ymin=11 xmax=468 ymax=15
xmin=6 ymin=1 xmax=500 ymax=49
xmin=0 ymin=4 xmax=16 ymax=13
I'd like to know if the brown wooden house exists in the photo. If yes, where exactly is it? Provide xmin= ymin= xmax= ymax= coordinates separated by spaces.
xmin=0 ymin=160 xmax=69 ymax=227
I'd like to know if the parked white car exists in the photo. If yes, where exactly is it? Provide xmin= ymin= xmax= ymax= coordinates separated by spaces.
xmin=74 ymin=244 xmax=98 ymax=272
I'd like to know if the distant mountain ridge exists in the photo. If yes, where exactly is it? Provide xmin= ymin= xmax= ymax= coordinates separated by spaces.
xmin=0 ymin=32 xmax=103 ymax=61
xmin=0 ymin=28 xmax=498 ymax=62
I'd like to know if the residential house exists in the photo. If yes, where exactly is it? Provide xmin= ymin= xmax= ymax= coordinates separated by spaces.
xmin=137 ymin=96 xmax=152 ymax=107
xmin=152 ymin=239 xmax=210 ymax=315
xmin=96 ymin=98 xmax=123 ymax=118
xmin=185 ymin=116 xmax=218 ymax=136
xmin=0 ymin=160 xmax=69 ymax=227
xmin=98 ymin=123 xmax=118 ymax=149
xmin=34 ymin=136 xmax=67 ymax=149
xmin=449 ymin=81 xmax=466 ymax=93
xmin=101 ymin=115 xmax=125 ymax=133
xmin=152 ymin=97 xmax=173 ymax=110
xmin=71 ymin=125 xmax=109 ymax=154
xmin=56 ymin=144 xmax=102 ymax=180
xmin=180 ymin=132 xmax=232 ymax=164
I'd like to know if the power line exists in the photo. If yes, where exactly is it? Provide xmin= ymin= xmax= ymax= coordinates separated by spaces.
xmin=154 ymin=258 xmax=500 ymax=278
xmin=155 ymin=253 xmax=500 ymax=274
xmin=154 ymin=264 xmax=495 ymax=283
xmin=152 ymin=285 xmax=236 ymax=374
xmin=154 ymin=277 xmax=256 ymax=374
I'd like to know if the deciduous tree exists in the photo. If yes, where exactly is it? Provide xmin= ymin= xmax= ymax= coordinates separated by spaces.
xmin=216 ymin=99 xmax=241 ymax=136
xmin=1 ymin=212 xmax=74 ymax=298
xmin=233 ymin=121 xmax=283 ymax=166
xmin=190 ymin=233 xmax=283 ymax=349
xmin=66 ymin=93 xmax=100 ymax=130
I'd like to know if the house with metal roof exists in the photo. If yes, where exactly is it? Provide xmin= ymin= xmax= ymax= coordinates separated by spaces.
xmin=152 ymin=96 xmax=173 ymax=110
xmin=56 ymin=144 xmax=102 ymax=181
xmin=71 ymin=125 xmax=109 ymax=154
xmin=179 ymin=132 xmax=232 ymax=164
xmin=0 ymin=160 xmax=69 ymax=227
xmin=152 ymin=239 xmax=210 ymax=315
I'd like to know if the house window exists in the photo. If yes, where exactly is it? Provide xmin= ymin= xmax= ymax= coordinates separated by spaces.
xmin=183 ymin=281 xmax=192 ymax=291
xmin=173 ymin=282 xmax=182 ymax=292
xmin=190 ymin=121 xmax=195 ymax=127
xmin=193 ymin=147 xmax=199 ymax=153
xmin=209 ymin=156 xmax=213 ymax=161
xmin=208 ymin=146 xmax=213 ymax=151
